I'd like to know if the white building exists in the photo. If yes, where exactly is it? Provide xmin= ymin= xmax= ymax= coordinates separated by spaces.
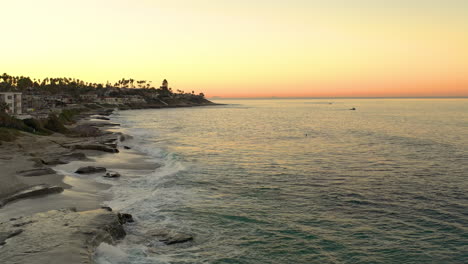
xmin=0 ymin=92 xmax=22 ymax=115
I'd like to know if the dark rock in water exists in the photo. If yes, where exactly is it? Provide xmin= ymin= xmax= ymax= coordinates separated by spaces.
xmin=117 ymin=213 xmax=134 ymax=224
xmin=161 ymin=233 xmax=193 ymax=245
xmin=75 ymin=166 xmax=107 ymax=174
xmin=350 ymin=107 xmax=356 ymax=111
xmin=72 ymin=144 xmax=119 ymax=153
xmin=0 ymin=184 xmax=64 ymax=208
xmin=147 ymin=229 xmax=194 ymax=245
xmin=123 ymin=146 xmax=131 ymax=150
xmin=101 ymin=206 xmax=113 ymax=212
xmin=17 ymin=168 xmax=56 ymax=177
xmin=104 ymin=171 xmax=121 ymax=178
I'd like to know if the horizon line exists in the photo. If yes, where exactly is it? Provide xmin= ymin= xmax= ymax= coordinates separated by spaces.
xmin=209 ymin=96 xmax=468 ymax=100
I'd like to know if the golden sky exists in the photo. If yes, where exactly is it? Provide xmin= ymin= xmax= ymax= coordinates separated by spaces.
xmin=2 ymin=0 xmax=468 ymax=97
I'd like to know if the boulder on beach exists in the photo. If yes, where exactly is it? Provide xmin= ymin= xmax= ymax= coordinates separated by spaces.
xmin=17 ymin=168 xmax=56 ymax=177
xmin=75 ymin=166 xmax=107 ymax=174
xmin=40 ymin=152 xmax=88 ymax=165
xmin=0 ymin=184 xmax=64 ymax=208
xmin=104 ymin=171 xmax=121 ymax=178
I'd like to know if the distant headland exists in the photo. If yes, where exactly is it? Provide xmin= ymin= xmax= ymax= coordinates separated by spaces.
xmin=0 ymin=73 xmax=213 ymax=118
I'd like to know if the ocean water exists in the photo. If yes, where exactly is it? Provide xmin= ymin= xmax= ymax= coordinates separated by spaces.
xmin=96 ymin=99 xmax=468 ymax=264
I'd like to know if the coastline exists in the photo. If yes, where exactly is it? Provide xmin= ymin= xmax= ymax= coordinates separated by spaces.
xmin=0 ymin=102 xmax=218 ymax=263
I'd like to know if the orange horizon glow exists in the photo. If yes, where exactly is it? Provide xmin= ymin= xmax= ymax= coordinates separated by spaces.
xmin=1 ymin=0 xmax=468 ymax=98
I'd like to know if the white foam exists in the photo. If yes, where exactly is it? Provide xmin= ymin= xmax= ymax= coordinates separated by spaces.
xmin=94 ymin=243 xmax=128 ymax=264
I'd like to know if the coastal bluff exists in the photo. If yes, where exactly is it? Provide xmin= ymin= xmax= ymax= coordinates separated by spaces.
xmin=0 ymin=208 xmax=126 ymax=264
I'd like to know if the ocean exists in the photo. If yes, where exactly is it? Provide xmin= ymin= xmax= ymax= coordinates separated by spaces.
xmin=95 ymin=99 xmax=468 ymax=264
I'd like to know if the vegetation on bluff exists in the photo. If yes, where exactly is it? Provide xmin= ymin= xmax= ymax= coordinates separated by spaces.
xmin=0 ymin=73 xmax=205 ymax=99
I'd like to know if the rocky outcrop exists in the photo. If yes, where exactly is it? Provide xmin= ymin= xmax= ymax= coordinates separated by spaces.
xmin=0 ymin=185 xmax=64 ymax=208
xmin=71 ymin=144 xmax=119 ymax=153
xmin=84 ymin=122 xmax=120 ymax=127
xmin=17 ymin=168 xmax=56 ymax=177
xmin=0 ymin=229 xmax=23 ymax=246
xmin=75 ymin=166 xmax=106 ymax=174
xmin=40 ymin=152 xmax=88 ymax=166
xmin=0 ymin=208 xmax=128 ymax=264
xmin=70 ymin=125 xmax=103 ymax=137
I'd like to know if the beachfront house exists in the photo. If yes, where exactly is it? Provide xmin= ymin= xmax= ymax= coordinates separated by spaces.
xmin=0 ymin=92 xmax=22 ymax=115
xmin=80 ymin=93 xmax=99 ymax=102
xmin=122 ymin=95 xmax=146 ymax=104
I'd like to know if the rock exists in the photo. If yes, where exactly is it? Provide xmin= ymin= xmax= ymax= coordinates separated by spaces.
xmin=117 ymin=213 xmax=134 ymax=224
xmin=29 ymin=157 xmax=45 ymax=167
xmin=41 ymin=152 xmax=88 ymax=165
xmin=62 ymin=152 xmax=87 ymax=161
xmin=94 ymin=116 xmax=110 ymax=121
xmin=104 ymin=143 xmax=118 ymax=148
xmin=85 ymin=121 xmax=120 ymax=127
xmin=72 ymin=144 xmax=119 ymax=153
xmin=75 ymin=166 xmax=107 ymax=174
xmin=40 ymin=158 xmax=68 ymax=166
xmin=104 ymin=171 xmax=121 ymax=178
xmin=0 ymin=185 xmax=64 ymax=208
xmin=70 ymin=124 xmax=103 ymax=137
xmin=101 ymin=206 xmax=113 ymax=212
xmin=350 ymin=107 xmax=356 ymax=111
xmin=12 ymin=221 xmax=34 ymax=227
xmin=148 ymin=229 xmax=194 ymax=245
xmin=123 ymin=146 xmax=131 ymax=150
xmin=101 ymin=138 xmax=118 ymax=144
xmin=17 ymin=168 xmax=56 ymax=177
xmin=0 ymin=229 xmax=23 ymax=246
xmin=119 ymin=134 xmax=133 ymax=142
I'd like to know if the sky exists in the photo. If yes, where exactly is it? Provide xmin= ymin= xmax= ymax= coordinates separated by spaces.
xmin=1 ymin=0 xmax=468 ymax=98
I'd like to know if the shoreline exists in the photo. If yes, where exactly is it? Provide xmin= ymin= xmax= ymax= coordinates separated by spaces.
xmin=0 ymin=102 xmax=218 ymax=263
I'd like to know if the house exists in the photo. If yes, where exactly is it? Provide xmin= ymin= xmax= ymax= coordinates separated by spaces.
xmin=122 ymin=95 xmax=146 ymax=104
xmin=98 ymin=97 xmax=124 ymax=105
xmin=22 ymin=94 xmax=46 ymax=112
xmin=80 ymin=93 xmax=98 ymax=102
xmin=0 ymin=92 xmax=22 ymax=115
